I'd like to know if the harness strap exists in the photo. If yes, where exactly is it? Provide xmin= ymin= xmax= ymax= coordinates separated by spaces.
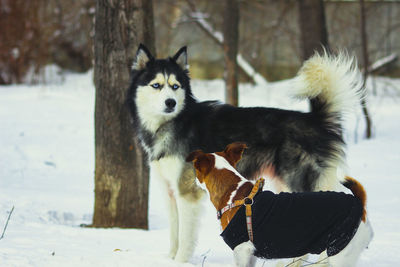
xmin=217 ymin=178 xmax=265 ymax=242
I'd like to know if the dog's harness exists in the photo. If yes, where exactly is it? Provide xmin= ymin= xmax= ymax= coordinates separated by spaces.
xmin=217 ymin=178 xmax=264 ymax=242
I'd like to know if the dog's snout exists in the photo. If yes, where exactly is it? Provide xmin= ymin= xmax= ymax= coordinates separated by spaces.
xmin=165 ymin=98 xmax=176 ymax=109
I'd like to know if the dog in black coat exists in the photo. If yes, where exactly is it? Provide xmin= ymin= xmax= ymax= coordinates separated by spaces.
xmin=187 ymin=143 xmax=374 ymax=267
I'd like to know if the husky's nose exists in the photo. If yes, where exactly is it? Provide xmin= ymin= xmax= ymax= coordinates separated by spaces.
xmin=165 ymin=98 xmax=176 ymax=109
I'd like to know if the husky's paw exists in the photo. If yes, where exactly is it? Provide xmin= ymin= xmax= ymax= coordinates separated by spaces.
xmin=168 ymin=247 xmax=178 ymax=260
xmin=174 ymin=250 xmax=191 ymax=263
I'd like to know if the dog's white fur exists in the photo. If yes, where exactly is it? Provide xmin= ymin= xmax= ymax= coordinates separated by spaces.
xmin=136 ymin=73 xmax=186 ymax=133
xmin=233 ymin=241 xmax=257 ymax=267
xmin=292 ymin=51 xmax=362 ymax=118
xmin=150 ymin=155 xmax=205 ymax=262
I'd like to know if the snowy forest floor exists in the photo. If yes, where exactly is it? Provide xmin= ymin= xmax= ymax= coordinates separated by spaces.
xmin=1 ymin=71 xmax=399 ymax=266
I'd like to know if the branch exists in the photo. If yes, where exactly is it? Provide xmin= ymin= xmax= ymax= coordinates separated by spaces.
xmin=183 ymin=0 xmax=268 ymax=86
xmin=0 ymin=206 xmax=14 ymax=240
xmin=200 ymin=249 xmax=210 ymax=267
xmin=367 ymin=53 xmax=398 ymax=74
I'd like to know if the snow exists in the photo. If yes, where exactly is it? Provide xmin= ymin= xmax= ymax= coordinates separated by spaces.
xmin=1 ymin=71 xmax=400 ymax=266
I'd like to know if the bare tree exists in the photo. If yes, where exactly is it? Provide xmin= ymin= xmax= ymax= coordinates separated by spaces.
xmin=223 ymin=0 xmax=240 ymax=106
xmin=183 ymin=0 xmax=268 ymax=86
xmin=359 ymin=0 xmax=373 ymax=139
xmin=92 ymin=0 xmax=155 ymax=229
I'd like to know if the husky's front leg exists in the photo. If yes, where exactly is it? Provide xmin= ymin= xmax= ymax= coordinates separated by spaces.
xmin=162 ymin=180 xmax=179 ymax=259
xmin=174 ymin=164 xmax=206 ymax=262
xmin=150 ymin=160 xmax=179 ymax=259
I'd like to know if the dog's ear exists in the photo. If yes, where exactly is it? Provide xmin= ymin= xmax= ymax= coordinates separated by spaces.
xmin=186 ymin=150 xmax=203 ymax=163
xmin=223 ymin=142 xmax=248 ymax=167
xmin=172 ymin=46 xmax=188 ymax=70
xmin=186 ymin=150 xmax=214 ymax=181
xmin=132 ymin=43 xmax=154 ymax=71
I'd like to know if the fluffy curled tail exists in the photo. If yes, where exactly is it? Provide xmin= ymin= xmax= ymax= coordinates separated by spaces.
xmin=293 ymin=51 xmax=362 ymax=125
xmin=341 ymin=176 xmax=367 ymax=222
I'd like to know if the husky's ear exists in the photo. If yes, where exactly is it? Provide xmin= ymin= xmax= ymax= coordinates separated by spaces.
xmin=132 ymin=43 xmax=154 ymax=71
xmin=172 ymin=46 xmax=188 ymax=70
xmin=186 ymin=150 xmax=214 ymax=182
xmin=223 ymin=142 xmax=248 ymax=167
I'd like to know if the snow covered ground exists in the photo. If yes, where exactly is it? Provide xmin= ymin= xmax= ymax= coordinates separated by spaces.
xmin=0 ymin=71 xmax=399 ymax=266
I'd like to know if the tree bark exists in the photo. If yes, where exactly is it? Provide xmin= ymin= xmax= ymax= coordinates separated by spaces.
xmin=298 ymin=0 xmax=329 ymax=111
xmin=298 ymin=0 xmax=329 ymax=60
xmin=223 ymin=0 xmax=240 ymax=106
xmin=92 ymin=0 xmax=155 ymax=229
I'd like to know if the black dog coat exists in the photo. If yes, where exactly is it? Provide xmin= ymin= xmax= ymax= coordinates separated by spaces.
xmin=220 ymin=190 xmax=363 ymax=259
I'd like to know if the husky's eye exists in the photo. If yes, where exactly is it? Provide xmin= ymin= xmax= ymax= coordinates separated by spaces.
xmin=172 ymin=84 xmax=180 ymax=90
xmin=151 ymin=83 xmax=160 ymax=89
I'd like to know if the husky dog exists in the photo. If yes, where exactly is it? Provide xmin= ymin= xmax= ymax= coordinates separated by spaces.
xmin=127 ymin=44 xmax=361 ymax=262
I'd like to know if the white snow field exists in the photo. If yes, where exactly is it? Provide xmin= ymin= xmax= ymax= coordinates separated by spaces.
xmin=0 ymin=71 xmax=399 ymax=266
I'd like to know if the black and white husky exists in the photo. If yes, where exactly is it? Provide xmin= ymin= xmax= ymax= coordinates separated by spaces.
xmin=127 ymin=44 xmax=361 ymax=262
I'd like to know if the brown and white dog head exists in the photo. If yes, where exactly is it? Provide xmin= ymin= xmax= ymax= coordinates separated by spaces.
xmin=186 ymin=142 xmax=253 ymax=222
xmin=186 ymin=142 xmax=248 ymax=184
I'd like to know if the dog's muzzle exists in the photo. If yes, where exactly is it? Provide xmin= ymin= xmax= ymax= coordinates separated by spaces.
xmin=164 ymin=98 xmax=176 ymax=113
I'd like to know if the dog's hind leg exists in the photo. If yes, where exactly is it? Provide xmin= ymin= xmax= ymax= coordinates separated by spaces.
xmin=233 ymin=241 xmax=257 ymax=267
xmin=174 ymin=164 xmax=206 ymax=262
xmin=328 ymin=220 xmax=373 ymax=267
xmin=315 ymin=166 xmax=342 ymax=192
xmin=315 ymin=251 xmax=330 ymax=267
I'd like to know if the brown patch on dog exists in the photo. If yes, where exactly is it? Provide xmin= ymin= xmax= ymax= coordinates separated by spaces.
xmin=186 ymin=150 xmax=214 ymax=183
xmin=342 ymin=176 xmax=367 ymax=222
xmin=219 ymin=181 xmax=254 ymax=230
xmin=206 ymin=167 xmax=241 ymax=230
xmin=216 ymin=142 xmax=248 ymax=167
xmin=208 ymin=169 xmax=241 ymax=209
xmin=231 ymin=181 xmax=254 ymax=203
xmin=178 ymin=163 xmax=206 ymax=202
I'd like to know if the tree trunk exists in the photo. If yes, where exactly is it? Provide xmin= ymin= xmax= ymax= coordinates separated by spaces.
xmin=298 ymin=0 xmax=329 ymax=111
xmin=359 ymin=0 xmax=373 ymax=139
xmin=92 ymin=0 xmax=155 ymax=229
xmin=223 ymin=0 xmax=239 ymax=106
xmin=298 ymin=0 xmax=329 ymax=60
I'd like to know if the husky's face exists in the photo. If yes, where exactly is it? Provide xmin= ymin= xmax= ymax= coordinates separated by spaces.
xmin=130 ymin=44 xmax=191 ymax=133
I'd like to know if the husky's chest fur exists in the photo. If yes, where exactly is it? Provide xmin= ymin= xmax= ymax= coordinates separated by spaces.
xmin=139 ymin=120 xmax=184 ymax=161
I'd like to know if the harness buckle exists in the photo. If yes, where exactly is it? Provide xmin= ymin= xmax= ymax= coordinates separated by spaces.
xmin=244 ymin=197 xmax=253 ymax=206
